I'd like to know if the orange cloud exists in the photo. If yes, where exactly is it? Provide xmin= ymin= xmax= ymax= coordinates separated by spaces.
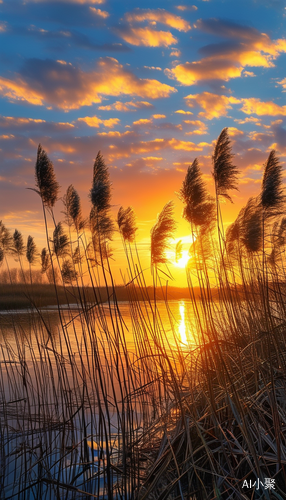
xmin=175 ymin=109 xmax=193 ymax=115
xmin=168 ymin=138 xmax=203 ymax=151
xmin=234 ymin=117 xmax=262 ymax=125
xmin=0 ymin=58 xmax=176 ymax=110
xmin=78 ymin=116 xmax=120 ymax=128
xmin=166 ymin=20 xmax=286 ymax=85
xmin=277 ymin=77 xmax=286 ymax=90
xmin=115 ymin=26 xmax=178 ymax=47
xmin=240 ymin=98 xmax=286 ymax=116
xmin=0 ymin=76 xmax=45 ymax=106
xmin=183 ymin=119 xmax=208 ymax=135
xmin=125 ymin=8 xmax=191 ymax=31
xmin=166 ymin=60 xmax=243 ymax=85
xmin=133 ymin=118 xmax=153 ymax=125
xmin=26 ymin=0 xmax=106 ymax=3
xmin=185 ymin=92 xmax=241 ymax=120
xmin=98 ymin=100 xmax=153 ymax=111
xmin=176 ymin=5 xmax=198 ymax=11
xmin=170 ymin=49 xmax=181 ymax=57
xmin=153 ymin=114 xmax=166 ymax=119
xmin=89 ymin=7 xmax=109 ymax=18
xmin=228 ymin=127 xmax=244 ymax=136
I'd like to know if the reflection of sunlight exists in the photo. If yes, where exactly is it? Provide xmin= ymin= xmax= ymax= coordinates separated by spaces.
xmin=179 ymin=302 xmax=187 ymax=344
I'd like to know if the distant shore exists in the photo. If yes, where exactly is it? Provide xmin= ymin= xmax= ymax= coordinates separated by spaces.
xmin=0 ymin=283 xmax=231 ymax=310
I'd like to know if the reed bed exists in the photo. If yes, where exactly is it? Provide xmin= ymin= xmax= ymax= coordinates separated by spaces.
xmin=1 ymin=130 xmax=286 ymax=499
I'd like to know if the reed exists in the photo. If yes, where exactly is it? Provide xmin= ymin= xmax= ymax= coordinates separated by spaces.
xmin=1 ymin=133 xmax=286 ymax=499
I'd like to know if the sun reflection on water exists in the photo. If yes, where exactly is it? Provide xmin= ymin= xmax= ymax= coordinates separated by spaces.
xmin=179 ymin=302 xmax=187 ymax=344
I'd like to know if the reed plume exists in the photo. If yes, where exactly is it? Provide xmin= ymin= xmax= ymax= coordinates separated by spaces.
xmin=52 ymin=222 xmax=69 ymax=257
xmin=61 ymin=259 xmax=78 ymax=284
xmin=41 ymin=248 xmax=50 ymax=273
xmin=0 ymin=220 xmax=12 ymax=252
xmin=117 ymin=206 xmax=137 ymax=242
xmin=35 ymin=144 xmax=59 ymax=207
xmin=261 ymin=150 xmax=284 ymax=218
xmin=63 ymin=184 xmax=82 ymax=230
xmin=13 ymin=229 xmax=24 ymax=256
xmin=240 ymin=197 xmax=262 ymax=253
xmin=151 ymin=201 xmax=177 ymax=266
xmin=90 ymin=151 xmax=114 ymax=245
xmin=212 ymin=128 xmax=239 ymax=202
xmin=179 ymin=158 xmax=215 ymax=230
xmin=26 ymin=235 xmax=37 ymax=264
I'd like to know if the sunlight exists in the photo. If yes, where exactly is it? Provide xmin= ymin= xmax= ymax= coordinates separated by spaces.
xmin=174 ymin=250 xmax=190 ymax=268
xmin=179 ymin=302 xmax=187 ymax=344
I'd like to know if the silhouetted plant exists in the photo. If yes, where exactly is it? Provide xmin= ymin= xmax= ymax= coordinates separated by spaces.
xmin=26 ymin=235 xmax=37 ymax=264
xmin=0 ymin=220 xmax=12 ymax=254
xmin=61 ymin=259 xmax=78 ymax=284
xmin=117 ymin=206 xmax=137 ymax=242
xmin=35 ymin=144 xmax=59 ymax=208
xmin=41 ymin=248 xmax=50 ymax=273
xmin=89 ymin=152 xmax=114 ymax=247
xmin=213 ymin=128 xmax=239 ymax=202
xmin=63 ymin=184 xmax=82 ymax=230
xmin=240 ymin=197 xmax=262 ymax=253
xmin=52 ymin=222 xmax=69 ymax=257
xmin=151 ymin=201 xmax=177 ymax=266
xmin=261 ymin=150 xmax=284 ymax=218
xmin=179 ymin=158 xmax=215 ymax=230
xmin=13 ymin=229 xmax=24 ymax=256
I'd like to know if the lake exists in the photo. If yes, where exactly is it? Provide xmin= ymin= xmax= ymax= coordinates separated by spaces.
xmin=0 ymin=299 xmax=200 ymax=499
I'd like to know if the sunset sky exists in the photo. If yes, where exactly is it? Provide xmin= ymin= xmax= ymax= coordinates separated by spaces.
xmin=1 ymin=0 xmax=286 ymax=282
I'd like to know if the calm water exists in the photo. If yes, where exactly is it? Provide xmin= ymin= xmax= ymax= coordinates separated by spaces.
xmin=0 ymin=299 xmax=199 ymax=499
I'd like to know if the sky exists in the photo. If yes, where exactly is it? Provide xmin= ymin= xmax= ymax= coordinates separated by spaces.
xmin=0 ymin=0 xmax=286 ymax=282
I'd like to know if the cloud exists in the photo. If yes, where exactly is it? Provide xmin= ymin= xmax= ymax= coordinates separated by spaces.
xmin=25 ymin=0 xmax=106 ymax=3
xmin=143 ymin=66 xmax=162 ymax=70
xmin=185 ymin=92 xmax=240 ymax=119
xmin=114 ymin=26 xmax=178 ymax=47
xmin=228 ymin=127 xmax=244 ymax=136
xmin=170 ymin=48 xmax=181 ymax=57
xmin=166 ymin=19 xmax=286 ymax=85
xmin=175 ymin=5 xmax=198 ymax=12
xmin=278 ymin=77 xmax=286 ymax=90
xmin=0 ymin=57 xmax=176 ymax=110
xmin=133 ymin=118 xmax=153 ymax=126
xmin=89 ymin=7 xmax=109 ymax=18
xmin=0 ymin=115 xmax=75 ymax=133
xmin=240 ymin=98 xmax=286 ymax=116
xmin=78 ymin=116 xmax=120 ymax=128
xmin=175 ymin=109 xmax=193 ymax=115
xmin=234 ymin=116 xmax=262 ymax=126
xmin=153 ymin=114 xmax=166 ymax=119
xmin=124 ymin=8 xmax=191 ymax=31
xmin=98 ymin=100 xmax=154 ymax=111
xmin=183 ymin=119 xmax=208 ymax=135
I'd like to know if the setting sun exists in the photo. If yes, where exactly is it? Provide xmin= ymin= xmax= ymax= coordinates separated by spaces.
xmin=174 ymin=250 xmax=190 ymax=268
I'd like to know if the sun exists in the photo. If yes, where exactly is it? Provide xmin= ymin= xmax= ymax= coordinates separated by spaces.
xmin=174 ymin=250 xmax=190 ymax=268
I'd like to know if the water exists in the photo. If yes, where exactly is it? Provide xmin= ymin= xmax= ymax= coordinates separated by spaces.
xmin=0 ymin=299 xmax=198 ymax=499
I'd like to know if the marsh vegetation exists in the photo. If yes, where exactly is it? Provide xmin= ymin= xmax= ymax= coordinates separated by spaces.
xmin=1 ymin=129 xmax=286 ymax=499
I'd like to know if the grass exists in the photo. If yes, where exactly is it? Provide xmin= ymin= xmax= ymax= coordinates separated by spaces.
xmin=1 ymin=132 xmax=286 ymax=498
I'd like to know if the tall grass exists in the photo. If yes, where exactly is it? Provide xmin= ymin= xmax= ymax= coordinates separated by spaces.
xmin=1 ymin=131 xmax=286 ymax=499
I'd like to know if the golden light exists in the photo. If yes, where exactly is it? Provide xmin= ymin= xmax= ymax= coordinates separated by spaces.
xmin=178 ymin=302 xmax=187 ymax=344
xmin=174 ymin=250 xmax=190 ymax=268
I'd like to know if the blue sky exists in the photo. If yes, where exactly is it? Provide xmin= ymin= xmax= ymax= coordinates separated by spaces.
xmin=0 ymin=0 xmax=286 ymax=273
